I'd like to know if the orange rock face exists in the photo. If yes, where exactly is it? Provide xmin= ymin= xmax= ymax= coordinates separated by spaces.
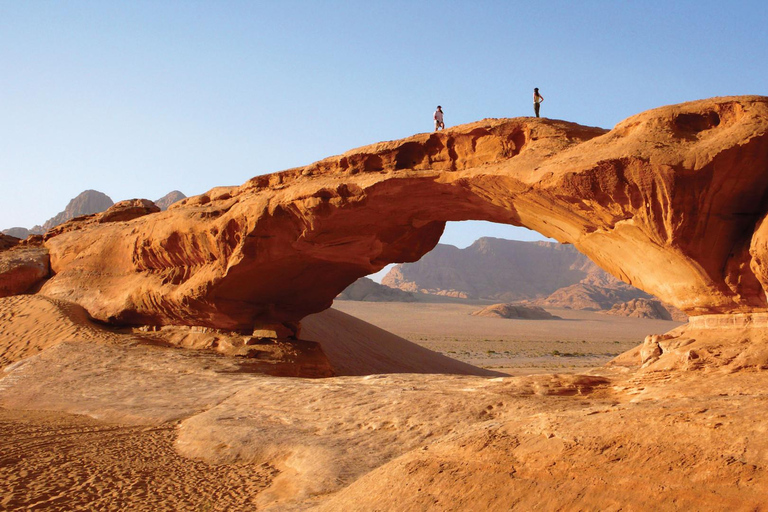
xmin=39 ymin=96 xmax=768 ymax=330
xmin=1 ymin=235 xmax=49 ymax=298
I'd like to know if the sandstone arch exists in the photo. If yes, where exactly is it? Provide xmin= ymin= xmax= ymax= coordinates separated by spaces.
xmin=39 ymin=96 xmax=768 ymax=331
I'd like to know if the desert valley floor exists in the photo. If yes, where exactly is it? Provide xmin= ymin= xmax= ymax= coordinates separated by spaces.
xmin=332 ymin=300 xmax=684 ymax=374
xmin=5 ymin=294 xmax=768 ymax=511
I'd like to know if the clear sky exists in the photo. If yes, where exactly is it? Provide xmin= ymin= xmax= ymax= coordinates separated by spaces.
xmin=2 ymin=1 xmax=767 ymax=249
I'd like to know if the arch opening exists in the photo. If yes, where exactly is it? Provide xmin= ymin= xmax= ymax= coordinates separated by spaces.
xmin=338 ymin=221 xmax=685 ymax=376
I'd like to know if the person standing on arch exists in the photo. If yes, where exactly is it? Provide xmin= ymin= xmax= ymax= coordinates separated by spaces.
xmin=533 ymin=88 xmax=544 ymax=118
xmin=434 ymin=105 xmax=445 ymax=131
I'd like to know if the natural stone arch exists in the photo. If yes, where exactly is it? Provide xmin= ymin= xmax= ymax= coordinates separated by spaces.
xmin=39 ymin=96 xmax=768 ymax=331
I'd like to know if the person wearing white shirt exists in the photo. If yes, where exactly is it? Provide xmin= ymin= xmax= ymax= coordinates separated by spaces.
xmin=434 ymin=105 xmax=445 ymax=131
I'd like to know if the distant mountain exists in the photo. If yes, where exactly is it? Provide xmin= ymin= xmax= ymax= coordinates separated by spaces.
xmin=1 ymin=227 xmax=39 ymax=239
xmin=3 ymin=189 xmax=187 ymax=237
xmin=41 ymin=190 xmax=114 ymax=231
xmin=382 ymin=238 xmax=605 ymax=301
xmin=380 ymin=237 xmax=685 ymax=318
xmin=155 ymin=190 xmax=186 ymax=210
xmin=337 ymin=277 xmax=416 ymax=302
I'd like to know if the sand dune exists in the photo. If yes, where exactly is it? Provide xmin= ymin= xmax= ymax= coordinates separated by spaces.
xmin=0 ymin=295 xmax=120 ymax=370
xmin=301 ymin=307 xmax=502 ymax=376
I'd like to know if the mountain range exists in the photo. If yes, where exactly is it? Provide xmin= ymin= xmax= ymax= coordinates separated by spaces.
xmin=2 ymin=189 xmax=186 ymax=239
xmin=347 ymin=238 xmax=686 ymax=321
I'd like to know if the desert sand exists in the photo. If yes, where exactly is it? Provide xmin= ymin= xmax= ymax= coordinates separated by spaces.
xmin=4 ymin=293 xmax=768 ymax=511
xmin=333 ymin=300 xmax=683 ymax=374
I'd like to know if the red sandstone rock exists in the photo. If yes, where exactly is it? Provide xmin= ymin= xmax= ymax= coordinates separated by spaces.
xmin=0 ymin=234 xmax=20 ymax=252
xmin=0 ymin=246 xmax=50 ymax=297
xmin=37 ymin=96 xmax=768 ymax=330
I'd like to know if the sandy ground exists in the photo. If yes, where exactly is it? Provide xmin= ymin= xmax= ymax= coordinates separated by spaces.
xmin=333 ymin=300 xmax=684 ymax=374
xmin=0 ymin=408 xmax=276 ymax=511
xmin=3 ymin=295 xmax=768 ymax=511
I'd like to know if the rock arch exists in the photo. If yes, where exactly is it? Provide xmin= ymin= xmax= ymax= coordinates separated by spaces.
xmin=40 ymin=96 xmax=768 ymax=331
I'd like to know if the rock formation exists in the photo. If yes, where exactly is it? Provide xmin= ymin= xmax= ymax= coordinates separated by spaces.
xmin=538 ymin=280 xmax=649 ymax=311
xmin=3 ymin=189 xmax=123 ymax=239
xmin=0 ymin=246 xmax=50 ymax=298
xmin=43 ymin=199 xmax=160 ymax=240
xmin=33 ymin=96 xmax=768 ymax=332
xmin=0 ymin=234 xmax=20 ymax=252
xmin=603 ymin=298 xmax=686 ymax=321
xmin=470 ymin=303 xmax=560 ymax=320
xmin=41 ymin=190 xmax=114 ymax=231
xmin=383 ymin=237 xmax=652 ymax=309
xmin=383 ymin=238 xmax=603 ymax=301
xmin=604 ymin=298 xmax=672 ymax=320
xmin=336 ymin=277 xmax=415 ymax=302
xmin=155 ymin=190 xmax=187 ymax=211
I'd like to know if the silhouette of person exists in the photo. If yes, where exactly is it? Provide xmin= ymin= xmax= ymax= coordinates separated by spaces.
xmin=434 ymin=105 xmax=445 ymax=131
xmin=533 ymin=88 xmax=544 ymax=118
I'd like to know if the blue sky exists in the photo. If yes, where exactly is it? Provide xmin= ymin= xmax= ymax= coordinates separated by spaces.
xmin=2 ymin=1 xmax=767 ymax=251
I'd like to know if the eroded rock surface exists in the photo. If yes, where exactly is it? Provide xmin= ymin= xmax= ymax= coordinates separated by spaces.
xmin=604 ymin=297 xmax=687 ymax=321
xmin=0 ymin=247 xmax=49 ymax=298
xmin=37 ymin=96 xmax=768 ymax=329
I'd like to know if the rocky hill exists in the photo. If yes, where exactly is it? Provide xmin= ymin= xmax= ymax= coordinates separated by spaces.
xmin=155 ymin=190 xmax=187 ymax=210
xmin=382 ymin=238 xmax=601 ymax=301
xmin=537 ymin=279 xmax=650 ymax=311
xmin=0 ymin=227 xmax=39 ymax=239
xmin=604 ymin=298 xmax=688 ymax=321
xmin=380 ymin=237 xmax=655 ymax=312
xmin=336 ymin=277 xmax=415 ymax=302
xmin=41 ymin=190 xmax=114 ymax=232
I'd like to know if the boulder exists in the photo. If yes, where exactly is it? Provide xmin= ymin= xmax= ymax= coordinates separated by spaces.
xmin=0 ymin=246 xmax=50 ymax=297
xmin=0 ymin=234 xmax=20 ymax=252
